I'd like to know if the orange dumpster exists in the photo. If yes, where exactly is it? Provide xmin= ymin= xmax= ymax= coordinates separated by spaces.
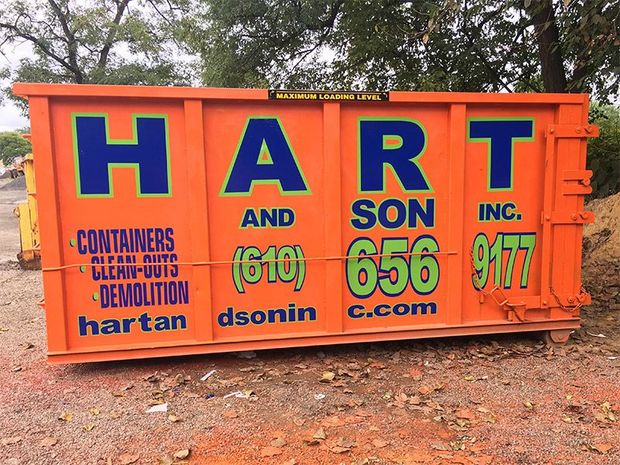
xmin=12 ymin=84 xmax=597 ymax=363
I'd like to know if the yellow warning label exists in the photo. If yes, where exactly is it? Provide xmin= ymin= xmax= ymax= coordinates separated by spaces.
xmin=268 ymin=90 xmax=388 ymax=102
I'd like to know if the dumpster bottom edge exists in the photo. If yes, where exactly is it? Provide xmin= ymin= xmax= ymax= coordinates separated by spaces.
xmin=46 ymin=319 xmax=580 ymax=364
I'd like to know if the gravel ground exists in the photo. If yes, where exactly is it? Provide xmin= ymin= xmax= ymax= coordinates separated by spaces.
xmin=0 ymin=188 xmax=618 ymax=465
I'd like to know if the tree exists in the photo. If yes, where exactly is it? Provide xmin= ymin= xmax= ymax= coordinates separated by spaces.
xmin=0 ymin=0 xmax=197 ymax=106
xmin=525 ymin=0 xmax=619 ymax=97
xmin=588 ymin=104 xmax=620 ymax=198
xmin=0 ymin=131 xmax=31 ymax=165
xmin=186 ymin=0 xmax=619 ymax=102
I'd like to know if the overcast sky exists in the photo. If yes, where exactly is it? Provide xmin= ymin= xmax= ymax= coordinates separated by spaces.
xmin=0 ymin=41 xmax=32 ymax=132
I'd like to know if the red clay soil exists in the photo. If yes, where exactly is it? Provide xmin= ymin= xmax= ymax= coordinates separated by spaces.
xmin=0 ymin=192 xmax=618 ymax=465
xmin=0 ymin=265 xmax=618 ymax=465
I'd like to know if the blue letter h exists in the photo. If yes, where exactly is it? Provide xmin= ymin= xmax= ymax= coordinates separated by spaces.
xmin=74 ymin=115 xmax=170 ymax=196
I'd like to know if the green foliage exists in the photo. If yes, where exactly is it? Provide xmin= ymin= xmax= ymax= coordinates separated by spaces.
xmin=1 ymin=0 xmax=617 ymax=197
xmin=0 ymin=132 xmax=31 ymax=165
xmin=187 ymin=0 xmax=619 ymax=198
xmin=180 ymin=0 xmax=339 ymax=88
xmin=588 ymin=104 xmax=620 ymax=198
xmin=188 ymin=0 xmax=619 ymax=102
xmin=1 ymin=0 xmax=197 ymax=108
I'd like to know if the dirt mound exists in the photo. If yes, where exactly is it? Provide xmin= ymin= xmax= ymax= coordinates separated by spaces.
xmin=583 ymin=192 xmax=620 ymax=310
xmin=0 ymin=176 xmax=26 ymax=191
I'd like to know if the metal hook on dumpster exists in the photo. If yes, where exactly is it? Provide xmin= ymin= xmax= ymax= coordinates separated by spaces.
xmin=550 ymin=286 xmax=588 ymax=315
xmin=470 ymin=249 xmax=527 ymax=321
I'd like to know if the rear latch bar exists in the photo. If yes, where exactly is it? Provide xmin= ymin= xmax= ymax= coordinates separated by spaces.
xmin=546 ymin=124 xmax=599 ymax=138
xmin=550 ymin=211 xmax=595 ymax=225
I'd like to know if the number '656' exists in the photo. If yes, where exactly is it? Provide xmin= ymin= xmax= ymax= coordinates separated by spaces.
xmin=346 ymin=236 xmax=440 ymax=298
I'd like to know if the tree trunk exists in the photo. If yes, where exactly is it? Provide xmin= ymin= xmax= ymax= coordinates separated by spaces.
xmin=527 ymin=0 xmax=567 ymax=93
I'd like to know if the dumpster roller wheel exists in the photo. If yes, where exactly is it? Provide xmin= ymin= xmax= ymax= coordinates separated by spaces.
xmin=542 ymin=329 xmax=572 ymax=346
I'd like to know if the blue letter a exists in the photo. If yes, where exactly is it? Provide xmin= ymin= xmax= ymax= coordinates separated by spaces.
xmin=73 ymin=114 xmax=170 ymax=197
xmin=221 ymin=117 xmax=309 ymax=195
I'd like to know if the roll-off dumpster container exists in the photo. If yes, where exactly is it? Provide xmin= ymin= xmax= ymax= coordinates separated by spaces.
xmin=12 ymin=84 xmax=597 ymax=363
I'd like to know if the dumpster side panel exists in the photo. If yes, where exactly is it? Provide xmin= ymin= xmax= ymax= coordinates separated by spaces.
xmin=13 ymin=84 xmax=593 ymax=363
xmin=203 ymin=101 xmax=329 ymax=340
xmin=49 ymin=98 xmax=199 ymax=350
xmin=461 ymin=104 xmax=556 ymax=323
xmin=340 ymin=103 xmax=452 ymax=331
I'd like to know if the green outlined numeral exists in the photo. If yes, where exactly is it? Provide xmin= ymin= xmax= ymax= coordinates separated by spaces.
xmin=346 ymin=236 xmax=440 ymax=298
xmin=472 ymin=232 xmax=536 ymax=289
xmin=232 ymin=245 xmax=306 ymax=293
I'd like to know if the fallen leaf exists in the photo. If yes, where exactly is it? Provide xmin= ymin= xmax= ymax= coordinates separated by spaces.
xmin=590 ymin=443 xmax=613 ymax=454
xmin=395 ymin=392 xmax=408 ymax=403
xmin=372 ymin=438 xmax=389 ymax=448
xmin=418 ymin=386 xmax=432 ymax=395
xmin=174 ymin=449 xmax=191 ymax=459
xmin=261 ymin=446 xmax=283 ymax=457
xmin=313 ymin=428 xmax=327 ymax=440
xmin=418 ymin=383 xmax=443 ymax=396
xmin=83 ymin=423 xmax=96 ymax=432
xmin=409 ymin=395 xmax=421 ymax=405
xmin=271 ymin=437 xmax=287 ymax=447
xmin=450 ymin=440 xmax=466 ymax=451
xmin=168 ymin=414 xmax=182 ymax=423
xmin=1 ymin=437 xmax=22 ymax=446
xmin=40 ymin=437 xmax=58 ymax=447
xmin=321 ymin=371 xmax=336 ymax=382
xmin=335 ymin=437 xmax=356 ymax=448
xmin=430 ymin=441 xmax=451 ymax=451
xmin=523 ymin=400 xmax=534 ymax=410
xmin=58 ymin=412 xmax=74 ymax=422
xmin=322 ymin=415 xmax=345 ymax=427
xmin=89 ymin=408 xmax=101 ymax=416
xmin=119 ymin=453 xmax=140 ymax=465
xmin=158 ymin=455 xmax=174 ymax=465
xmin=455 ymin=408 xmax=475 ymax=420
xmin=464 ymin=375 xmax=475 ymax=381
